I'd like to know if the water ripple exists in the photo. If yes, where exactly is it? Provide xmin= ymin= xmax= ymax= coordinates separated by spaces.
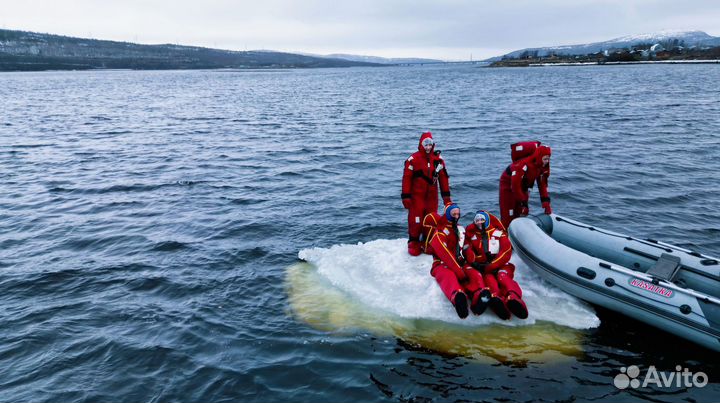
xmin=0 ymin=65 xmax=718 ymax=402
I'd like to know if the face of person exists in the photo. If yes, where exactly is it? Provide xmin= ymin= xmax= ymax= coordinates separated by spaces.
xmin=450 ymin=207 xmax=460 ymax=221
xmin=474 ymin=216 xmax=486 ymax=227
xmin=542 ymin=155 xmax=550 ymax=166
xmin=421 ymin=138 xmax=434 ymax=153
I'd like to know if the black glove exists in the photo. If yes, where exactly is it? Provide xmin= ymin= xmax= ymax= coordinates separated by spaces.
xmin=470 ymin=262 xmax=486 ymax=272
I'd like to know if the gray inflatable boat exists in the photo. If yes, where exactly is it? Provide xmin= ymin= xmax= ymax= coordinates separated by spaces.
xmin=509 ymin=214 xmax=720 ymax=352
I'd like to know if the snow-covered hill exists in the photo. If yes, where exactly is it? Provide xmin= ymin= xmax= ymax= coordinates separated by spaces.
xmin=489 ymin=30 xmax=720 ymax=61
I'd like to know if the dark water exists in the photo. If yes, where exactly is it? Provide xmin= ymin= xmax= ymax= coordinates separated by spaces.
xmin=1 ymin=65 xmax=719 ymax=402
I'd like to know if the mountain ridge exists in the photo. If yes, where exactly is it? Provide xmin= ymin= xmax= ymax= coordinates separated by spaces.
xmin=0 ymin=28 xmax=383 ymax=71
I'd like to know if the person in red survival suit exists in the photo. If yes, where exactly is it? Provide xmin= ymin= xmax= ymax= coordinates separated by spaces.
xmin=422 ymin=203 xmax=486 ymax=319
xmin=402 ymin=132 xmax=452 ymax=256
xmin=498 ymin=145 xmax=552 ymax=229
xmin=463 ymin=210 xmax=528 ymax=320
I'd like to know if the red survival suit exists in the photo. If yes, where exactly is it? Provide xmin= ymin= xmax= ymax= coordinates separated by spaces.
xmin=402 ymin=132 xmax=452 ymax=256
xmin=463 ymin=211 xmax=528 ymax=319
xmin=422 ymin=205 xmax=484 ymax=319
xmin=499 ymin=145 xmax=552 ymax=229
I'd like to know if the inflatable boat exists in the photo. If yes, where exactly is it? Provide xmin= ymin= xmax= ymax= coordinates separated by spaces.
xmin=509 ymin=214 xmax=720 ymax=352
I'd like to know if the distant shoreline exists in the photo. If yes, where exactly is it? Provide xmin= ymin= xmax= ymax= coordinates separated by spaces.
xmin=0 ymin=67 xmax=327 ymax=74
xmin=489 ymin=57 xmax=720 ymax=68
xmin=524 ymin=59 xmax=720 ymax=67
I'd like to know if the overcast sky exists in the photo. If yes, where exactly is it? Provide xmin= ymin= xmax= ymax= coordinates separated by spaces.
xmin=2 ymin=0 xmax=720 ymax=60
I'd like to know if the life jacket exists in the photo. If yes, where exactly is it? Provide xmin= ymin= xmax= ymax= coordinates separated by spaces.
xmin=422 ymin=209 xmax=463 ymax=269
xmin=463 ymin=212 xmax=512 ymax=272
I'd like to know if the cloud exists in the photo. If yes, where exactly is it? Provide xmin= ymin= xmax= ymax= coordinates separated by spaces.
xmin=2 ymin=0 xmax=719 ymax=59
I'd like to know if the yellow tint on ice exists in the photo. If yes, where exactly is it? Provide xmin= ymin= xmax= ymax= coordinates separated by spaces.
xmin=286 ymin=262 xmax=586 ymax=364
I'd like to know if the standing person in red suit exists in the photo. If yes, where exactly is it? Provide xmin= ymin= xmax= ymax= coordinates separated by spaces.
xmin=402 ymin=132 xmax=452 ymax=256
xmin=422 ymin=204 xmax=486 ymax=318
xmin=463 ymin=210 xmax=528 ymax=320
xmin=498 ymin=143 xmax=552 ymax=229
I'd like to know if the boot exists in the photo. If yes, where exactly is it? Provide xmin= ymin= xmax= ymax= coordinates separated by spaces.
xmin=506 ymin=291 xmax=528 ymax=319
xmin=407 ymin=240 xmax=422 ymax=256
xmin=471 ymin=289 xmax=491 ymax=315
xmin=489 ymin=295 xmax=511 ymax=320
xmin=453 ymin=291 xmax=469 ymax=319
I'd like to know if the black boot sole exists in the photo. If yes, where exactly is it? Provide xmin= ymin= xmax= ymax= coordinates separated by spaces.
xmin=489 ymin=297 xmax=511 ymax=320
xmin=507 ymin=299 xmax=528 ymax=319
xmin=454 ymin=292 xmax=469 ymax=319
xmin=471 ymin=290 xmax=491 ymax=315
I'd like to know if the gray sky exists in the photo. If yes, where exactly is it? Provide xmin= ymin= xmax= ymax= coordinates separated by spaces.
xmin=2 ymin=0 xmax=720 ymax=60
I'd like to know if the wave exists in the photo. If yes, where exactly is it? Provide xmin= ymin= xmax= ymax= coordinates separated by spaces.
xmin=173 ymin=116 xmax=228 ymax=121
xmin=151 ymin=240 xmax=190 ymax=252
xmin=47 ymin=181 xmax=202 ymax=194
xmin=2 ymin=143 xmax=56 ymax=149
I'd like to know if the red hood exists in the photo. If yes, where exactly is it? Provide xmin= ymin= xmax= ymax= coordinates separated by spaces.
xmin=533 ymin=145 xmax=552 ymax=168
xmin=442 ymin=203 xmax=462 ymax=227
xmin=418 ymin=131 xmax=434 ymax=154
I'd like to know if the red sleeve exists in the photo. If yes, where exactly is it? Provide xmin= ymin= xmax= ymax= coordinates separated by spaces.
xmin=537 ymin=169 xmax=550 ymax=203
xmin=438 ymin=159 xmax=451 ymax=204
xmin=401 ymin=157 xmax=414 ymax=200
xmin=429 ymin=231 xmax=466 ymax=280
xmin=510 ymin=163 xmax=528 ymax=202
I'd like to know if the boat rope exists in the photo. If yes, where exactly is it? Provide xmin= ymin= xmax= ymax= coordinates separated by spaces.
xmin=555 ymin=216 xmax=718 ymax=264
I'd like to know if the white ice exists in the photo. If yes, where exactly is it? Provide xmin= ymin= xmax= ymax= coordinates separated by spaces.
xmin=299 ymin=238 xmax=600 ymax=329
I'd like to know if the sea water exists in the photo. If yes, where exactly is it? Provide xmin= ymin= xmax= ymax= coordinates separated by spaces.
xmin=1 ymin=65 xmax=719 ymax=402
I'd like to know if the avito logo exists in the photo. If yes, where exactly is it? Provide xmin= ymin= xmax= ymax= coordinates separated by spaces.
xmin=614 ymin=365 xmax=708 ymax=389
